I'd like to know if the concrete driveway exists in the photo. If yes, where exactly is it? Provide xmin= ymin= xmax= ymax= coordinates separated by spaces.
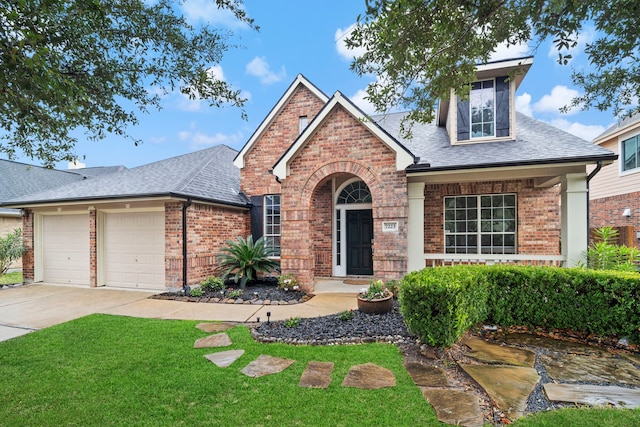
xmin=0 ymin=283 xmax=358 ymax=342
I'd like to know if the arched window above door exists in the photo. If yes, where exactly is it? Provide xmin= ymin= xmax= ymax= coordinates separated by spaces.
xmin=337 ymin=180 xmax=371 ymax=204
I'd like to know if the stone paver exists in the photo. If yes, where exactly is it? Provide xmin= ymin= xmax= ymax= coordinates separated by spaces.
xmin=342 ymin=363 xmax=396 ymax=389
xmin=498 ymin=333 xmax=609 ymax=356
xmin=241 ymin=355 xmax=295 ymax=378
xmin=540 ymin=354 xmax=640 ymax=386
xmin=405 ymin=362 xmax=449 ymax=387
xmin=194 ymin=333 xmax=232 ymax=349
xmin=463 ymin=336 xmax=535 ymax=367
xmin=544 ymin=383 xmax=640 ymax=408
xmin=204 ymin=349 xmax=245 ymax=368
xmin=196 ymin=322 xmax=237 ymax=333
xmin=460 ymin=364 xmax=540 ymax=420
xmin=299 ymin=361 xmax=334 ymax=388
xmin=422 ymin=388 xmax=484 ymax=427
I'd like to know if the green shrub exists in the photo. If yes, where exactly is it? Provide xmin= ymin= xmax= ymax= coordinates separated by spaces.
xmin=384 ymin=279 xmax=401 ymax=299
xmin=399 ymin=266 xmax=489 ymax=347
xmin=188 ymin=287 xmax=203 ymax=297
xmin=284 ymin=317 xmax=300 ymax=328
xmin=400 ymin=265 xmax=640 ymax=347
xmin=216 ymin=236 xmax=280 ymax=288
xmin=339 ymin=309 xmax=354 ymax=321
xmin=277 ymin=273 xmax=299 ymax=290
xmin=200 ymin=276 xmax=225 ymax=292
xmin=582 ymin=226 xmax=640 ymax=271
xmin=0 ymin=228 xmax=25 ymax=275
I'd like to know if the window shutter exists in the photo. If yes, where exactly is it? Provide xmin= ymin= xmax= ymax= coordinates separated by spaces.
xmin=250 ymin=195 xmax=264 ymax=242
xmin=457 ymin=98 xmax=470 ymax=141
xmin=495 ymin=77 xmax=510 ymax=137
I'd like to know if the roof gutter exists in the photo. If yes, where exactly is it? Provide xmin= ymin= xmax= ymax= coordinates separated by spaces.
xmin=182 ymin=198 xmax=193 ymax=292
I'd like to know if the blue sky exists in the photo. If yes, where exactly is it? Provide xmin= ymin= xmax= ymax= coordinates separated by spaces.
xmin=17 ymin=1 xmax=620 ymax=169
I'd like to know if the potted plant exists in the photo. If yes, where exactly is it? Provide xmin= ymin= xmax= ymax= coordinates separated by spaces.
xmin=357 ymin=279 xmax=393 ymax=314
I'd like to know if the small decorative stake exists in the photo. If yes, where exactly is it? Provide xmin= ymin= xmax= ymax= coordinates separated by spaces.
xmin=266 ymin=312 xmax=271 ymax=323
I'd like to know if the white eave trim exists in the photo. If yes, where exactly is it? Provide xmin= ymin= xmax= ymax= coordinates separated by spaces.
xmin=233 ymin=74 xmax=329 ymax=169
xmin=272 ymin=91 xmax=415 ymax=180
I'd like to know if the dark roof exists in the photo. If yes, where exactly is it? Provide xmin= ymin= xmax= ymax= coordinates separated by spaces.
xmin=592 ymin=113 xmax=640 ymax=143
xmin=372 ymin=112 xmax=616 ymax=172
xmin=2 ymin=145 xmax=249 ymax=207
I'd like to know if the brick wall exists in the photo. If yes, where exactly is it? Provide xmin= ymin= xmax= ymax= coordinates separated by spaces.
xmin=311 ymin=180 xmax=333 ymax=277
xmin=89 ymin=210 xmax=97 ymax=287
xmin=21 ymin=211 xmax=34 ymax=282
xmin=424 ymin=180 xmax=560 ymax=255
xmin=164 ymin=202 xmax=249 ymax=289
xmin=240 ymin=85 xmax=326 ymax=198
xmin=590 ymin=191 xmax=640 ymax=247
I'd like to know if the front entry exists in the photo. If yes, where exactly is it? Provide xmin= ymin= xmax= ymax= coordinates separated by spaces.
xmin=346 ymin=209 xmax=373 ymax=275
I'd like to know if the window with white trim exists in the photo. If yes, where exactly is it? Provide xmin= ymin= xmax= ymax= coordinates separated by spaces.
xmin=622 ymin=134 xmax=640 ymax=172
xmin=264 ymin=194 xmax=281 ymax=256
xmin=444 ymin=194 xmax=516 ymax=254
xmin=470 ymin=80 xmax=495 ymax=139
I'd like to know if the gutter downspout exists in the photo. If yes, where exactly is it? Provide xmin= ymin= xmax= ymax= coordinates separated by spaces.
xmin=586 ymin=160 xmax=603 ymax=246
xmin=182 ymin=198 xmax=193 ymax=291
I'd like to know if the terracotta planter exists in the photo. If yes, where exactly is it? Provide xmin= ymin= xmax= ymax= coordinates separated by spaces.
xmin=357 ymin=293 xmax=394 ymax=314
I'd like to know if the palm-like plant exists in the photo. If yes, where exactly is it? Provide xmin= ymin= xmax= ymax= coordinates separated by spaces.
xmin=216 ymin=236 xmax=280 ymax=288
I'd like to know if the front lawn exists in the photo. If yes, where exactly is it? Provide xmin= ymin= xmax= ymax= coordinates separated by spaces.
xmin=0 ymin=271 xmax=22 ymax=285
xmin=0 ymin=314 xmax=435 ymax=426
xmin=0 ymin=314 xmax=638 ymax=426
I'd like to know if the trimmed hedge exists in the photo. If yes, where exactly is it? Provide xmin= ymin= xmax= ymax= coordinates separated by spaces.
xmin=399 ymin=265 xmax=640 ymax=347
xmin=399 ymin=266 xmax=489 ymax=347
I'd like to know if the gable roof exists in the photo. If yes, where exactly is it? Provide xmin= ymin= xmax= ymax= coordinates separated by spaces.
xmin=0 ymin=159 xmax=90 ymax=215
xmin=233 ymin=74 xmax=329 ymax=169
xmin=373 ymin=112 xmax=617 ymax=172
xmin=592 ymin=113 xmax=640 ymax=145
xmin=2 ymin=145 xmax=249 ymax=208
xmin=272 ymin=91 xmax=417 ymax=180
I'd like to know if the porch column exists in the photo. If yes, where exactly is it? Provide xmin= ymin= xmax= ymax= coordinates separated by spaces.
xmin=407 ymin=182 xmax=425 ymax=272
xmin=561 ymin=173 xmax=588 ymax=266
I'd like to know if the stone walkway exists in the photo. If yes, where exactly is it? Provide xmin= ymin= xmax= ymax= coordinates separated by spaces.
xmin=193 ymin=323 xmax=640 ymax=426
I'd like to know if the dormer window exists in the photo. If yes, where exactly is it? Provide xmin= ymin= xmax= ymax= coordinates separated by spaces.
xmin=456 ymin=76 xmax=511 ymax=143
xmin=470 ymin=80 xmax=495 ymax=138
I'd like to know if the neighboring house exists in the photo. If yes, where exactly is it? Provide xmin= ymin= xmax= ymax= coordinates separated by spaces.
xmin=0 ymin=160 xmax=98 ymax=270
xmin=2 ymin=57 xmax=616 ymax=292
xmin=589 ymin=114 xmax=640 ymax=246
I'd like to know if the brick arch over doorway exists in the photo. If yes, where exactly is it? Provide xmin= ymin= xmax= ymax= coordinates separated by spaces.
xmin=280 ymin=159 xmax=409 ymax=292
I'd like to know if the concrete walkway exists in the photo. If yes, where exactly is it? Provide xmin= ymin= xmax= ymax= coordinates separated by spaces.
xmin=0 ymin=281 xmax=359 ymax=342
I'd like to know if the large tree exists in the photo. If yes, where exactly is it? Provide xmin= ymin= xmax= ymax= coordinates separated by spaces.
xmin=347 ymin=0 xmax=640 ymax=133
xmin=0 ymin=0 xmax=256 ymax=166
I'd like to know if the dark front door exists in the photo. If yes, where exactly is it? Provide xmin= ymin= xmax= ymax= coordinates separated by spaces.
xmin=346 ymin=209 xmax=373 ymax=275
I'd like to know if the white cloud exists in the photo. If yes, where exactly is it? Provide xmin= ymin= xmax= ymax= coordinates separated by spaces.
xmin=174 ymin=65 xmax=231 ymax=112
xmin=335 ymin=24 xmax=366 ymax=61
xmin=181 ymin=0 xmax=248 ymax=28
xmin=246 ymin=57 xmax=286 ymax=85
xmin=515 ymin=92 xmax=533 ymax=117
xmin=533 ymin=85 xmax=581 ymax=115
xmin=547 ymin=27 xmax=595 ymax=63
xmin=178 ymin=130 xmax=244 ymax=149
xmin=548 ymin=118 xmax=605 ymax=141
xmin=350 ymin=88 xmax=377 ymax=115
xmin=490 ymin=40 xmax=532 ymax=62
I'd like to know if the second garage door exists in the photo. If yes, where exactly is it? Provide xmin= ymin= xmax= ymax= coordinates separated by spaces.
xmin=103 ymin=211 xmax=165 ymax=290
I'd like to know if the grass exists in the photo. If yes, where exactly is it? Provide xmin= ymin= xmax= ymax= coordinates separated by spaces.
xmin=0 ymin=314 xmax=638 ymax=426
xmin=0 ymin=271 xmax=22 ymax=285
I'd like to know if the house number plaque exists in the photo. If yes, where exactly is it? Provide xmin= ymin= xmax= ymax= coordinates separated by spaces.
xmin=382 ymin=221 xmax=399 ymax=233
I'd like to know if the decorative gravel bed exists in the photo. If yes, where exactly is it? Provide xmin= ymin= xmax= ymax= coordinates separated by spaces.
xmin=151 ymin=282 xmax=310 ymax=305
xmin=252 ymin=301 xmax=413 ymax=345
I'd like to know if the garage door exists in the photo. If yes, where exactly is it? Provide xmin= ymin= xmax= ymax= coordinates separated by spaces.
xmin=42 ymin=214 xmax=90 ymax=285
xmin=103 ymin=211 xmax=165 ymax=290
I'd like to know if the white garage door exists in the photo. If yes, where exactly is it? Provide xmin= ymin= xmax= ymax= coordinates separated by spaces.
xmin=42 ymin=214 xmax=90 ymax=285
xmin=103 ymin=211 xmax=165 ymax=290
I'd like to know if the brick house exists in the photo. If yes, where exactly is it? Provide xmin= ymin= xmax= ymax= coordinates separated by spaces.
xmin=589 ymin=114 xmax=640 ymax=246
xmin=3 ymin=57 xmax=615 ymax=292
